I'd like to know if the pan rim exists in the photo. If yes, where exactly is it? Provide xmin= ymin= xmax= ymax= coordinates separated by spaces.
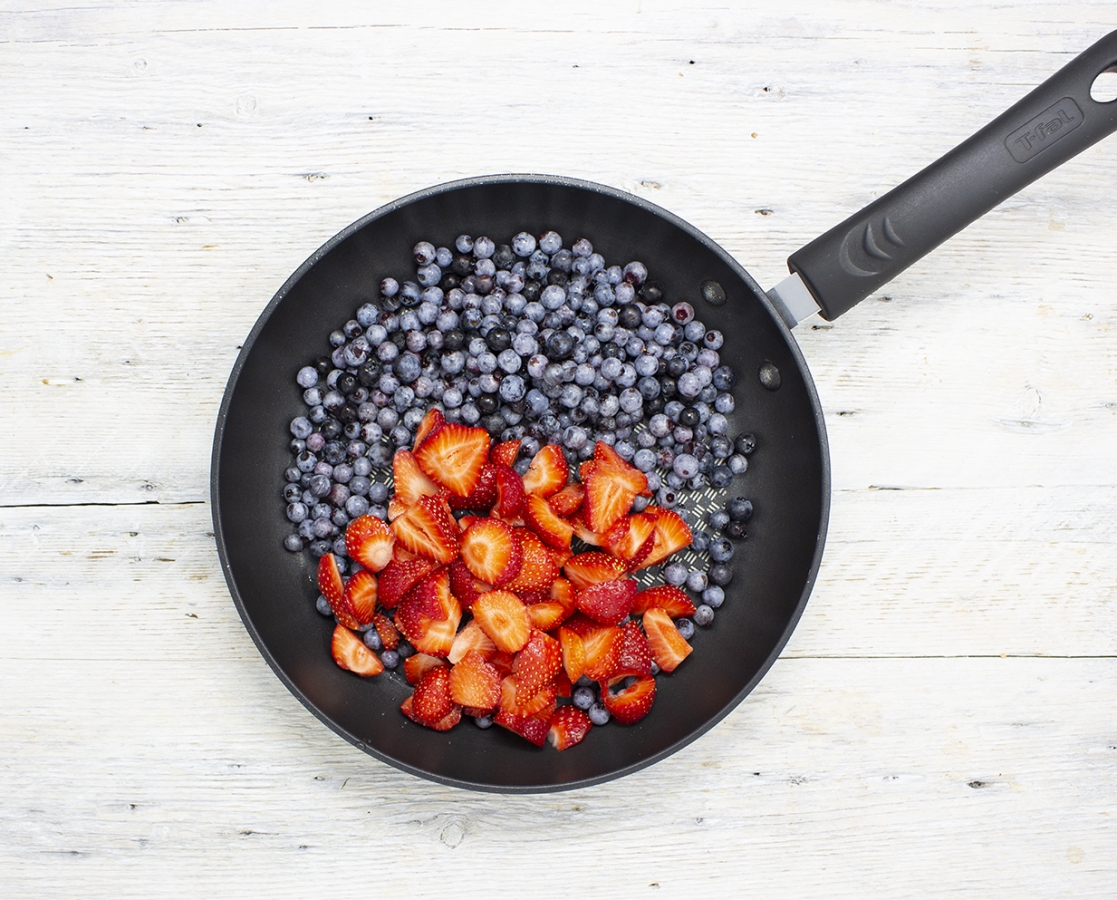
xmin=210 ymin=173 xmax=831 ymax=792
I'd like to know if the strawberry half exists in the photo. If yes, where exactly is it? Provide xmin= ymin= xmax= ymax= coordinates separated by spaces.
xmin=318 ymin=553 xmax=360 ymax=629
xmin=548 ymin=705 xmax=592 ymax=750
xmin=377 ymin=557 xmax=439 ymax=609
xmin=371 ymin=611 xmax=400 ymax=651
xmin=491 ymin=464 xmax=526 ymax=520
xmin=512 ymin=629 xmax=562 ymax=699
xmin=557 ymin=626 xmax=586 ymax=683
xmin=344 ymin=514 xmax=395 ymax=572
xmin=494 ymin=708 xmax=549 ymax=747
xmin=575 ymin=578 xmax=638 ymax=626
xmin=395 ymin=568 xmax=462 ymax=657
xmin=521 ymin=444 xmax=570 ymax=497
xmin=331 ymin=625 xmax=385 ymax=677
xmin=631 ymin=584 xmax=697 ymax=618
xmin=504 ymin=531 xmax=559 ymax=594
xmin=390 ymin=449 xmax=441 ymax=516
xmin=343 ymin=568 xmax=377 ymax=625
xmin=579 ymin=623 xmax=622 ymax=681
xmin=489 ymin=439 xmax=522 ymax=468
xmin=526 ymin=600 xmax=570 ymax=632
xmin=447 ymin=463 xmax=499 ymax=512
xmin=409 ymin=665 xmax=458 ymax=726
xmin=637 ymin=506 xmax=694 ymax=569
xmin=390 ymin=494 xmax=460 ymax=564
xmin=613 ymin=620 xmax=653 ymax=676
xmin=448 ymin=619 xmax=498 ymax=664
xmin=524 ymin=494 xmax=575 ymax=551
xmin=583 ymin=446 xmax=648 ymax=535
xmin=449 ymin=650 xmax=501 ymax=711
xmin=459 ymin=518 xmax=523 ymax=587
xmin=642 ymin=607 xmax=694 ymax=673
xmin=547 ymin=482 xmax=585 ymax=517
xmin=601 ymin=512 xmax=657 ymax=566
xmin=499 ymin=675 xmax=558 ymax=718
xmin=414 ymin=422 xmax=490 ymax=498
xmin=472 ymin=589 xmax=531 ymax=653
xmin=401 ymin=694 xmax=462 ymax=731
xmin=602 ymin=673 xmax=656 ymax=725
xmin=404 ymin=653 xmax=446 ymax=685
xmin=413 ymin=407 xmax=445 ymax=450
xmin=563 ymin=551 xmax=628 ymax=591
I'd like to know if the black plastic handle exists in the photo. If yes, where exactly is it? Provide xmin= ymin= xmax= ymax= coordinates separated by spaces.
xmin=787 ymin=29 xmax=1117 ymax=321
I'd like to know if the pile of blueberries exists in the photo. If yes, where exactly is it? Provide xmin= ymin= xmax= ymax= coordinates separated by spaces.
xmin=283 ymin=230 xmax=757 ymax=627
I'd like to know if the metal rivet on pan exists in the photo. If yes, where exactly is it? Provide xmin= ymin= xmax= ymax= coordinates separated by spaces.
xmin=758 ymin=361 xmax=781 ymax=391
xmin=700 ymin=279 xmax=726 ymax=306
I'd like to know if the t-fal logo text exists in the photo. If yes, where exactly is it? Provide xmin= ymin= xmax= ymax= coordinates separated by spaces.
xmin=1005 ymin=97 xmax=1084 ymax=163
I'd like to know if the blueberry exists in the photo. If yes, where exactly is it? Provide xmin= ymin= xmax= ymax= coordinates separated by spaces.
xmin=572 ymin=686 xmax=596 ymax=710
xmin=693 ymin=604 xmax=715 ymax=626
xmin=709 ymin=510 xmax=730 ymax=531
xmin=708 ymin=562 xmax=733 ymax=586
xmin=588 ymin=702 xmax=611 ymax=726
xmin=735 ymin=433 xmax=757 ymax=455
xmin=675 ymin=618 xmax=695 ymax=640
xmin=663 ymin=561 xmax=688 ymax=586
xmin=709 ymin=538 xmax=734 ymax=563
xmin=725 ymin=520 xmax=748 ymax=539
xmin=379 ymin=649 xmax=400 ymax=669
xmin=728 ymin=497 xmax=753 ymax=521
xmin=362 ymin=629 xmax=382 ymax=651
xmin=685 ymin=570 xmax=708 ymax=593
xmin=283 ymin=533 xmax=304 ymax=552
xmin=315 ymin=595 xmax=333 ymax=616
xmin=702 ymin=585 xmax=725 ymax=608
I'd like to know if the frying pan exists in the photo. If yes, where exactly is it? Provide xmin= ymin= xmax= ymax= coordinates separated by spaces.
xmin=212 ymin=31 xmax=1117 ymax=792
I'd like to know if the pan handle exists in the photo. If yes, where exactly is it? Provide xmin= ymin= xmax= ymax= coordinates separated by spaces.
xmin=786 ymin=29 xmax=1117 ymax=322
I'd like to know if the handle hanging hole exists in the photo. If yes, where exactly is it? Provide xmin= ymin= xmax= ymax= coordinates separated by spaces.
xmin=1089 ymin=68 xmax=1117 ymax=103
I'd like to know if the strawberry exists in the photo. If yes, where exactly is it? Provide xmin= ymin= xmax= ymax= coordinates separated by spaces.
xmin=548 ymin=706 xmax=592 ymax=750
xmin=390 ymin=494 xmax=460 ymax=564
xmin=491 ymin=464 xmax=526 ymax=519
xmin=413 ymin=407 xmax=445 ymax=450
xmin=512 ymin=629 xmax=562 ymax=699
xmin=613 ymin=620 xmax=653 ymax=676
xmin=318 ymin=553 xmax=360 ymax=629
xmin=601 ymin=512 xmax=657 ymax=565
xmin=583 ymin=445 xmax=648 ymax=534
xmin=499 ymin=675 xmax=558 ymax=718
xmin=390 ymin=449 xmax=440 ymax=516
xmin=459 ymin=518 xmax=523 ymax=587
xmin=504 ymin=531 xmax=559 ymax=594
xmin=574 ymin=578 xmax=638 ymax=626
xmin=568 ymin=512 xmax=601 ymax=546
xmin=637 ymin=506 xmax=694 ymax=569
xmin=447 ymin=463 xmax=499 ymax=512
xmin=547 ymin=482 xmax=585 ymax=517
xmin=471 ymin=589 xmax=531 ymax=653
xmin=449 ymin=650 xmax=501 ymax=711
xmin=489 ymin=439 xmax=522 ymax=468
xmin=404 ymin=652 xmax=446 ymax=685
xmin=391 ymin=543 xmax=420 ymax=563
xmin=344 ymin=515 xmax=395 ymax=572
xmin=642 ymin=607 xmax=694 ymax=673
xmin=522 ymin=444 xmax=570 ymax=498
xmin=523 ymin=493 xmax=575 ymax=550
xmin=553 ymin=667 xmax=573 ymax=698
xmin=526 ymin=600 xmax=569 ymax=632
xmin=377 ymin=557 xmax=439 ymax=609
xmin=343 ymin=568 xmax=377 ymax=625
xmin=601 ymin=673 xmax=656 ymax=725
xmin=414 ymin=422 xmax=491 ymax=498
xmin=578 ymin=459 xmax=598 ymax=482
xmin=631 ymin=584 xmax=697 ymax=618
xmin=447 ymin=557 xmax=490 ymax=609
xmin=488 ymin=650 xmax=515 ymax=678
xmin=409 ymin=665 xmax=457 ymax=725
xmin=594 ymin=441 xmax=651 ymax=495
xmin=395 ymin=568 xmax=462 ymax=657
xmin=371 ymin=611 xmax=400 ymax=651
xmin=401 ymin=694 xmax=462 ymax=731
xmin=551 ymin=577 xmax=576 ymax=615
xmin=494 ymin=708 xmax=549 ymax=747
xmin=563 ymin=551 xmax=628 ymax=591
xmin=557 ymin=626 xmax=586 ymax=683
xmin=330 ymin=625 xmax=384 ymax=676
xmin=448 ymin=619 xmax=498 ymax=664
xmin=579 ymin=624 xmax=622 ymax=681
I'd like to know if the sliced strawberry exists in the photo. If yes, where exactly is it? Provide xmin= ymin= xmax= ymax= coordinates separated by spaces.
xmin=578 ymin=459 xmax=598 ymax=482
xmin=318 ymin=553 xmax=360 ymax=629
xmin=395 ymin=568 xmax=462 ymax=657
xmin=447 ymin=557 xmax=490 ymax=609
xmin=553 ymin=666 xmax=573 ymax=698
xmin=613 ymin=620 xmax=653 ymax=676
xmin=449 ymin=650 xmax=501 ymax=711
xmin=551 ymin=545 xmax=574 ymax=568
xmin=448 ymin=619 xmax=498 ymax=664
xmin=413 ymin=407 xmax=445 ymax=450
xmin=563 ymin=551 xmax=628 ymax=591
xmin=557 ymin=626 xmax=586 ymax=682
xmin=472 ymin=589 xmax=531 ymax=653
xmin=512 ymin=629 xmax=563 ymax=699
xmin=489 ymin=439 xmax=522 ymax=468
xmin=459 ymin=518 xmax=523 ymax=587
xmin=548 ymin=705 xmax=592 ymax=750
xmin=404 ymin=652 xmax=446 ymax=685
xmin=526 ymin=600 xmax=570 ymax=632
xmin=371 ymin=611 xmax=400 ymax=651
xmin=547 ymin=482 xmax=585 ymax=517
xmin=642 ymin=607 xmax=694 ymax=673
xmin=521 ymin=444 xmax=570 ymax=497
xmin=377 ymin=557 xmax=439 ymax=609
xmin=576 ymin=578 xmax=637 ymax=625
xmin=344 ymin=514 xmax=395 ymax=572
xmin=580 ymin=624 xmax=622 ymax=681
xmin=601 ymin=512 xmax=657 ymax=565
xmin=631 ymin=584 xmax=697 ymax=618
xmin=524 ymin=493 xmax=575 ymax=551
xmin=494 ymin=708 xmax=549 ymax=747
xmin=568 ymin=511 xmax=601 ymax=546
xmin=401 ymin=694 xmax=462 ymax=731
xmin=390 ymin=494 xmax=460 ymax=564
xmin=391 ymin=542 xmax=420 ymax=563
xmin=637 ymin=506 xmax=694 ymax=569
xmin=602 ymin=673 xmax=656 ymax=725
xmin=414 ymin=422 xmax=490 ymax=498
xmin=343 ymin=568 xmax=377 ymax=625
xmin=516 ymin=587 xmax=551 ymax=606
xmin=410 ymin=663 xmax=455 ymax=723
xmin=331 ymin=625 xmax=384 ymax=676
xmin=594 ymin=441 xmax=651 ymax=496
xmin=499 ymin=675 xmax=558 ymax=718
xmin=504 ymin=531 xmax=559 ymax=594
xmin=551 ymin=577 xmax=576 ymax=615
xmin=491 ymin=464 xmax=526 ymax=519
xmin=489 ymin=650 xmax=515 ymax=678
xmin=447 ymin=463 xmax=499 ymax=512
xmin=583 ymin=465 xmax=642 ymax=535
xmin=390 ymin=449 xmax=441 ymax=516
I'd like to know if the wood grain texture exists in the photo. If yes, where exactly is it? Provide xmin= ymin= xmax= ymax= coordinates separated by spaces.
xmin=1 ymin=1 xmax=1114 ymax=897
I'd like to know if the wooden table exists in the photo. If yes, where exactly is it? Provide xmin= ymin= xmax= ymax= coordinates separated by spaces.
xmin=3 ymin=2 xmax=1114 ymax=896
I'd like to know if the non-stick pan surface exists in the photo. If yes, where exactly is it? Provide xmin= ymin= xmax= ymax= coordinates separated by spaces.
xmin=212 ymin=30 xmax=1117 ymax=792
xmin=212 ymin=176 xmax=829 ymax=791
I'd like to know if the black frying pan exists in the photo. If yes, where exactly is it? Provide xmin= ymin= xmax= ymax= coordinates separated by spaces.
xmin=212 ymin=32 xmax=1117 ymax=792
